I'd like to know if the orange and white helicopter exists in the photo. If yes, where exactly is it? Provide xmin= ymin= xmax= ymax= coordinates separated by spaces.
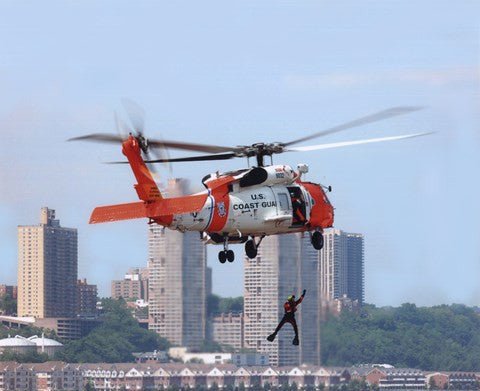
xmin=70 ymin=105 xmax=428 ymax=263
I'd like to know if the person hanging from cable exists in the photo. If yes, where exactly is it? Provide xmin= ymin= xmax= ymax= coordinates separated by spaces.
xmin=266 ymin=289 xmax=306 ymax=346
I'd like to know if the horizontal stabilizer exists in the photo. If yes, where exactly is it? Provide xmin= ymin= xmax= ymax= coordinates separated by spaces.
xmin=90 ymin=202 xmax=147 ymax=224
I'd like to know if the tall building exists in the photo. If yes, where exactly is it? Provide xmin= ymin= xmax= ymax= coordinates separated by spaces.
xmin=319 ymin=229 xmax=365 ymax=303
xmin=148 ymin=179 xmax=207 ymax=350
xmin=206 ymin=266 xmax=212 ymax=298
xmin=76 ymin=278 xmax=98 ymax=316
xmin=111 ymin=267 xmax=149 ymax=301
xmin=17 ymin=208 xmax=78 ymax=318
xmin=243 ymin=233 xmax=319 ymax=366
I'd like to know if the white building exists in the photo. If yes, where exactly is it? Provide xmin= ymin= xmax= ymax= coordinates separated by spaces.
xmin=0 ymin=335 xmax=36 ymax=355
xmin=28 ymin=335 xmax=64 ymax=357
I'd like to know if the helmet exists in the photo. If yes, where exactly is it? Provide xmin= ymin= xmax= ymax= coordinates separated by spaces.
xmin=287 ymin=295 xmax=295 ymax=301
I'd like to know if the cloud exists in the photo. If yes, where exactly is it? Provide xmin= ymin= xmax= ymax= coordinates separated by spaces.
xmin=284 ymin=67 xmax=480 ymax=89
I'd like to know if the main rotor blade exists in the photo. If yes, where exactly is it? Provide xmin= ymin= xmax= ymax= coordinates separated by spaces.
xmin=286 ymin=132 xmax=432 ymax=152
xmin=114 ymin=111 xmax=132 ymax=140
xmin=107 ymin=152 xmax=237 ymax=164
xmin=283 ymin=106 xmax=424 ymax=147
xmin=147 ymin=139 xmax=239 ymax=154
xmin=67 ymin=133 xmax=124 ymax=143
xmin=121 ymin=98 xmax=145 ymax=135
xmin=146 ymin=152 xmax=238 ymax=163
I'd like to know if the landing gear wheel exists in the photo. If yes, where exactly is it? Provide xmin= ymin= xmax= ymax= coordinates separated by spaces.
xmin=226 ymin=250 xmax=235 ymax=262
xmin=218 ymin=251 xmax=227 ymax=263
xmin=245 ymin=240 xmax=258 ymax=259
xmin=311 ymin=231 xmax=324 ymax=250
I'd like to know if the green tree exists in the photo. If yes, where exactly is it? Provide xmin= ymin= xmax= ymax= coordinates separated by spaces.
xmin=320 ymin=304 xmax=480 ymax=371
xmin=0 ymin=350 xmax=49 ymax=363
xmin=0 ymin=295 xmax=16 ymax=315
xmin=197 ymin=339 xmax=224 ymax=353
xmin=207 ymin=294 xmax=243 ymax=316
xmin=57 ymin=298 xmax=170 ymax=362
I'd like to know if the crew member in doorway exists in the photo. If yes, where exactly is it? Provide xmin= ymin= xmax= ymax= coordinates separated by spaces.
xmin=266 ymin=289 xmax=306 ymax=345
xmin=291 ymin=195 xmax=305 ymax=224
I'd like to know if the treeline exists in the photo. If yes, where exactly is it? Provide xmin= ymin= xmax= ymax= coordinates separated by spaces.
xmin=57 ymin=298 xmax=170 ymax=362
xmin=207 ymin=294 xmax=243 ymax=316
xmin=321 ymin=303 xmax=480 ymax=371
xmin=0 ymin=298 xmax=169 ymax=363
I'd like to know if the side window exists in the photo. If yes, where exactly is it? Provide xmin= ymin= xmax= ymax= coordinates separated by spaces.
xmin=278 ymin=193 xmax=290 ymax=210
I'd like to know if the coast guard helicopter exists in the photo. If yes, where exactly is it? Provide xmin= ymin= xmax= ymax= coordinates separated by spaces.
xmin=70 ymin=105 xmax=428 ymax=263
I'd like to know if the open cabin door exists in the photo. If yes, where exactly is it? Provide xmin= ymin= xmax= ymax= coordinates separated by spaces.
xmin=287 ymin=186 xmax=306 ymax=226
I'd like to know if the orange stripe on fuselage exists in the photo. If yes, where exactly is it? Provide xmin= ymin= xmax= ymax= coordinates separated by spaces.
xmin=205 ymin=176 xmax=232 ymax=232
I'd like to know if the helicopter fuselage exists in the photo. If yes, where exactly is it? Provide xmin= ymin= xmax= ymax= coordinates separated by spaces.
xmin=159 ymin=172 xmax=334 ymax=244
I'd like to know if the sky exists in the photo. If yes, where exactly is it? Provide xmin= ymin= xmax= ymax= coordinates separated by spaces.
xmin=0 ymin=0 xmax=479 ymax=306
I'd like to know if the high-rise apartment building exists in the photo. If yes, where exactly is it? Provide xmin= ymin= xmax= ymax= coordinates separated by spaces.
xmin=111 ymin=267 xmax=149 ymax=301
xmin=148 ymin=179 xmax=207 ymax=350
xmin=243 ymin=233 xmax=319 ymax=366
xmin=17 ymin=208 xmax=78 ymax=318
xmin=319 ymin=229 xmax=364 ymax=303
xmin=76 ymin=278 xmax=98 ymax=316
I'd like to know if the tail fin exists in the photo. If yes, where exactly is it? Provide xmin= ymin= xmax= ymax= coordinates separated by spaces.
xmin=122 ymin=136 xmax=162 ymax=201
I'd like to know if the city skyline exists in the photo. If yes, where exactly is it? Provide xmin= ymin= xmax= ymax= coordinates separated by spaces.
xmin=0 ymin=1 xmax=479 ymax=307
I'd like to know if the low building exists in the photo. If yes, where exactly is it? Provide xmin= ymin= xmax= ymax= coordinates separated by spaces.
xmin=27 ymin=335 xmax=64 ymax=357
xmin=182 ymin=352 xmax=232 ymax=364
xmin=76 ymin=279 xmax=98 ymax=316
xmin=211 ymin=313 xmax=244 ymax=350
xmin=447 ymin=372 xmax=478 ymax=389
xmin=0 ymin=335 xmax=37 ymax=355
xmin=111 ymin=267 xmax=149 ymax=301
xmin=426 ymin=372 xmax=449 ymax=389
xmin=232 ymin=352 xmax=269 ymax=366
xmin=29 ymin=362 xmax=83 ymax=391
xmin=0 ymin=315 xmax=99 ymax=341
xmin=378 ymin=368 xmax=425 ymax=389
xmin=0 ymin=362 xmax=36 ymax=391
xmin=314 ymin=367 xmax=351 ymax=387
xmin=133 ymin=350 xmax=168 ymax=363
xmin=34 ymin=317 xmax=99 ymax=340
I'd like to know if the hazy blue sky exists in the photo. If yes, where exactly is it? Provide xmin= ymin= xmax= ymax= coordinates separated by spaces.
xmin=0 ymin=1 xmax=479 ymax=306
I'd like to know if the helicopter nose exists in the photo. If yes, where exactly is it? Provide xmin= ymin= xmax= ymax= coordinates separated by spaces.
xmin=322 ymin=205 xmax=334 ymax=228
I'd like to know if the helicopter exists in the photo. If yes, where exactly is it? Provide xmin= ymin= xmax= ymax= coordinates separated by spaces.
xmin=70 ymin=105 xmax=429 ymax=263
